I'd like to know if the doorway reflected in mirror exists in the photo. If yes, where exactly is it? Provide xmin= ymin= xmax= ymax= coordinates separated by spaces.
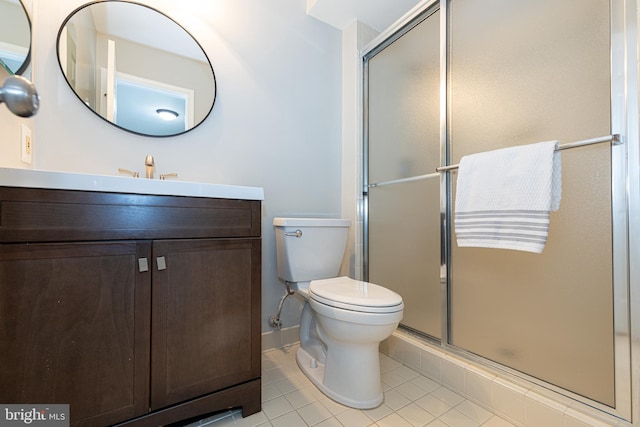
xmin=57 ymin=1 xmax=216 ymax=137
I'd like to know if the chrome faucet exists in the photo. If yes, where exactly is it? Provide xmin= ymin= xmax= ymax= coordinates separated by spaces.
xmin=118 ymin=155 xmax=177 ymax=180
xmin=145 ymin=155 xmax=155 ymax=179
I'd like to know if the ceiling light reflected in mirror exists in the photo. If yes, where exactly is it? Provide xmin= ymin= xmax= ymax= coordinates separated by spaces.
xmin=157 ymin=108 xmax=179 ymax=121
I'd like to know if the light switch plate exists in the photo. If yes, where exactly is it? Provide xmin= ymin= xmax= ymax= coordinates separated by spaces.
xmin=20 ymin=124 xmax=32 ymax=164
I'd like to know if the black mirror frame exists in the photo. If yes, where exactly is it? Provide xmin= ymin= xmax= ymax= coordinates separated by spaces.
xmin=55 ymin=0 xmax=217 ymax=138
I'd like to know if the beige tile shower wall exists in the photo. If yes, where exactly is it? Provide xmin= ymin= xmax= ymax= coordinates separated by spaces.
xmin=381 ymin=331 xmax=629 ymax=427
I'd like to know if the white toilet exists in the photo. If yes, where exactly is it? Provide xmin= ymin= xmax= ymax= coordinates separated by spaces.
xmin=273 ymin=217 xmax=404 ymax=409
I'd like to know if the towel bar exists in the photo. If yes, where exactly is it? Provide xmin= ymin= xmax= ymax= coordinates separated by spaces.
xmin=435 ymin=134 xmax=621 ymax=173
xmin=367 ymin=172 xmax=440 ymax=188
xmin=367 ymin=134 xmax=621 ymax=188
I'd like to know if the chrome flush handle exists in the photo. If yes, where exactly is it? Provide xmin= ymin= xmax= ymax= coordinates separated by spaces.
xmin=284 ymin=230 xmax=303 ymax=238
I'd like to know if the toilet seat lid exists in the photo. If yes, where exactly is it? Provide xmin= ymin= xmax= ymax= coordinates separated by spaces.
xmin=309 ymin=277 xmax=403 ymax=313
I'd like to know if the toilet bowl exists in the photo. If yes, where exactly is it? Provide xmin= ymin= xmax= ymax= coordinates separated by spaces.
xmin=301 ymin=277 xmax=403 ymax=408
xmin=273 ymin=218 xmax=404 ymax=408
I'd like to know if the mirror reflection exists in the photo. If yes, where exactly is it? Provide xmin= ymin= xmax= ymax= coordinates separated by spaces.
xmin=57 ymin=1 xmax=216 ymax=137
xmin=0 ymin=0 xmax=31 ymax=75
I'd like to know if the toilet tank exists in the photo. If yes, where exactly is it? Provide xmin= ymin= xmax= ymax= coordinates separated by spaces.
xmin=273 ymin=217 xmax=351 ymax=283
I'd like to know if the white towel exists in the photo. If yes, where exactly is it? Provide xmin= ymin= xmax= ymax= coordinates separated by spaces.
xmin=454 ymin=140 xmax=561 ymax=253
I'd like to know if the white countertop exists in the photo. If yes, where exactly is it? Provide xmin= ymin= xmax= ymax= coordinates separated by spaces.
xmin=0 ymin=168 xmax=264 ymax=201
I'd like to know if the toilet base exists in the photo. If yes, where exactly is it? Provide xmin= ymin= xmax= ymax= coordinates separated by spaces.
xmin=296 ymin=347 xmax=384 ymax=409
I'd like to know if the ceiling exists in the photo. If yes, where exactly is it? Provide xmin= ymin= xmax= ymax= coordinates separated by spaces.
xmin=306 ymin=0 xmax=424 ymax=32
xmin=84 ymin=1 xmax=425 ymax=60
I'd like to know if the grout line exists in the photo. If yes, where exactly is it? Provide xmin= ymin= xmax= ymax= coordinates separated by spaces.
xmin=191 ymin=343 xmax=519 ymax=427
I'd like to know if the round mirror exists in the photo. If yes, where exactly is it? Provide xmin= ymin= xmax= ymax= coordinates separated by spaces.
xmin=0 ymin=0 xmax=32 ymax=75
xmin=56 ymin=1 xmax=216 ymax=137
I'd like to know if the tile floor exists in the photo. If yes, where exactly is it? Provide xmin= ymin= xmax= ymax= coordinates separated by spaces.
xmin=189 ymin=344 xmax=518 ymax=427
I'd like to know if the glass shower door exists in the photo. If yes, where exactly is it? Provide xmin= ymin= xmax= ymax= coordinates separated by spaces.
xmin=366 ymin=7 xmax=442 ymax=338
xmin=448 ymin=0 xmax=615 ymax=406
xmin=364 ymin=0 xmax=628 ymax=416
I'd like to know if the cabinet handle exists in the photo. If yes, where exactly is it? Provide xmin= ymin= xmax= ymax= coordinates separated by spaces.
xmin=138 ymin=258 xmax=149 ymax=272
xmin=156 ymin=256 xmax=167 ymax=271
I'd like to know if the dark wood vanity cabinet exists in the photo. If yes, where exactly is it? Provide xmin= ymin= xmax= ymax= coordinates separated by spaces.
xmin=0 ymin=241 xmax=151 ymax=426
xmin=0 ymin=187 xmax=262 ymax=427
xmin=150 ymin=238 xmax=261 ymax=411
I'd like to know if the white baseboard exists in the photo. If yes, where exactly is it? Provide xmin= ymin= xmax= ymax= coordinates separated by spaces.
xmin=262 ymin=326 xmax=300 ymax=352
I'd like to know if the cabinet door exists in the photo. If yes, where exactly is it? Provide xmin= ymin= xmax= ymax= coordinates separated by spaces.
xmin=0 ymin=242 xmax=151 ymax=427
xmin=151 ymin=238 xmax=261 ymax=410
